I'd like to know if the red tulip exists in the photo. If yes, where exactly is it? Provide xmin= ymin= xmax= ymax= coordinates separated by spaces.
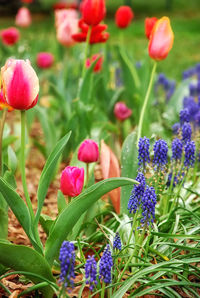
xmin=15 ymin=7 xmax=32 ymax=28
xmin=82 ymin=0 xmax=106 ymax=26
xmin=53 ymin=1 xmax=78 ymax=10
xmin=115 ymin=6 xmax=134 ymax=29
xmin=21 ymin=0 xmax=33 ymax=3
xmin=148 ymin=16 xmax=174 ymax=61
xmin=1 ymin=59 xmax=39 ymax=110
xmin=72 ymin=19 xmax=109 ymax=44
xmin=36 ymin=52 xmax=54 ymax=69
xmin=78 ymin=139 xmax=99 ymax=163
xmin=114 ymin=102 xmax=132 ymax=121
xmin=145 ymin=17 xmax=158 ymax=39
xmin=1 ymin=27 xmax=20 ymax=46
xmin=86 ymin=54 xmax=103 ymax=72
xmin=60 ymin=166 xmax=84 ymax=197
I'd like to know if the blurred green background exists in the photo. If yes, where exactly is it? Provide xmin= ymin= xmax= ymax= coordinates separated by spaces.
xmin=0 ymin=0 xmax=200 ymax=80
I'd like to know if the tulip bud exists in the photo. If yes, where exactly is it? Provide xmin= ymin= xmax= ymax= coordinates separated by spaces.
xmin=78 ymin=139 xmax=99 ymax=163
xmin=145 ymin=17 xmax=158 ymax=39
xmin=15 ymin=7 xmax=32 ymax=28
xmin=114 ymin=102 xmax=132 ymax=121
xmin=1 ymin=27 xmax=20 ymax=46
xmin=60 ymin=166 xmax=84 ymax=197
xmin=148 ymin=16 xmax=174 ymax=61
xmin=36 ymin=52 xmax=54 ymax=69
xmin=86 ymin=54 xmax=103 ymax=72
xmin=82 ymin=0 xmax=106 ymax=26
xmin=115 ymin=6 xmax=134 ymax=29
xmin=1 ymin=59 xmax=39 ymax=110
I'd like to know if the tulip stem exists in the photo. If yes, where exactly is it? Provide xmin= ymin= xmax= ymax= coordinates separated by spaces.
xmin=82 ymin=26 xmax=92 ymax=78
xmin=137 ymin=62 xmax=157 ymax=146
xmin=0 ymin=109 xmax=7 ymax=176
xmin=20 ymin=111 xmax=35 ymax=222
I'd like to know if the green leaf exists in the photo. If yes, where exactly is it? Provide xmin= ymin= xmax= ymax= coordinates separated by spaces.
xmin=0 ymin=242 xmax=55 ymax=297
xmin=120 ymin=131 xmax=138 ymax=214
xmin=57 ymin=190 xmax=67 ymax=214
xmin=35 ymin=132 xmax=71 ymax=225
xmin=7 ymin=146 xmax=17 ymax=173
xmin=0 ymin=177 xmax=41 ymax=252
xmin=78 ymin=60 xmax=96 ymax=104
xmin=45 ymin=177 xmax=138 ymax=266
xmin=35 ymin=106 xmax=57 ymax=157
xmin=39 ymin=214 xmax=54 ymax=236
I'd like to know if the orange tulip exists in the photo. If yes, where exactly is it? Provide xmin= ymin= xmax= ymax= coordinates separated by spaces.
xmin=148 ymin=16 xmax=174 ymax=61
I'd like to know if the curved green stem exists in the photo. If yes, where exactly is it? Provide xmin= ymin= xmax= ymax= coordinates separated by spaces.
xmin=137 ymin=62 xmax=157 ymax=145
xmin=0 ymin=109 xmax=7 ymax=176
xmin=20 ymin=111 xmax=35 ymax=222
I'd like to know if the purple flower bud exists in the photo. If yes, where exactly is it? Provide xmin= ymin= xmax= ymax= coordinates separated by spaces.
xmin=85 ymin=255 xmax=97 ymax=291
xmin=99 ymin=245 xmax=113 ymax=284
xmin=59 ymin=241 xmax=75 ymax=289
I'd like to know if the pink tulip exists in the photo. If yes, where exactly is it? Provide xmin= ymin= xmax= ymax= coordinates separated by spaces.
xmin=15 ymin=7 xmax=32 ymax=28
xmin=36 ymin=52 xmax=54 ymax=69
xmin=86 ymin=54 xmax=103 ymax=73
xmin=55 ymin=9 xmax=78 ymax=28
xmin=78 ymin=139 xmax=99 ymax=163
xmin=114 ymin=102 xmax=132 ymax=121
xmin=1 ymin=59 xmax=39 ymax=110
xmin=60 ymin=166 xmax=84 ymax=197
xmin=1 ymin=27 xmax=20 ymax=46
xmin=55 ymin=9 xmax=79 ymax=47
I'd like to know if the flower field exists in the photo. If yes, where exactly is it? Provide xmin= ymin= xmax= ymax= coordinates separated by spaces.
xmin=0 ymin=0 xmax=200 ymax=297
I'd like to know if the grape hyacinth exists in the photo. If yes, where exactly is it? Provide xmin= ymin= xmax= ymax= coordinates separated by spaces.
xmin=172 ymin=123 xmax=180 ymax=135
xmin=141 ymin=186 xmax=157 ymax=226
xmin=183 ymin=96 xmax=198 ymax=121
xmin=179 ymin=108 xmax=189 ymax=125
xmin=153 ymin=139 xmax=168 ymax=170
xmin=85 ymin=255 xmax=97 ymax=291
xmin=138 ymin=137 xmax=150 ymax=169
xmin=171 ymin=138 xmax=183 ymax=161
xmin=181 ymin=122 xmax=192 ymax=144
xmin=113 ymin=232 xmax=122 ymax=251
xmin=99 ymin=245 xmax=113 ymax=284
xmin=128 ymin=172 xmax=146 ymax=214
xmin=184 ymin=141 xmax=196 ymax=168
xmin=59 ymin=241 xmax=75 ymax=289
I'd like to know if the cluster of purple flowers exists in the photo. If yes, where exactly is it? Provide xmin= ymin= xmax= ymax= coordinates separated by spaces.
xmin=128 ymin=172 xmax=157 ymax=227
xmin=182 ymin=63 xmax=200 ymax=80
xmin=141 ymin=186 xmax=157 ymax=226
xmin=113 ymin=232 xmax=122 ymax=250
xmin=171 ymin=138 xmax=183 ymax=161
xmin=155 ymin=73 xmax=176 ymax=101
xmin=138 ymin=137 xmax=150 ymax=169
xmin=128 ymin=172 xmax=146 ymax=214
xmin=59 ymin=241 xmax=75 ymax=289
xmin=184 ymin=141 xmax=196 ymax=167
xmin=85 ymin=255 xmax=97 ymax=291
xmin=99 ymin=245 xmax=113 ymax=284
xmin=181 ymin=122 xmax=192 ymax=144
xmin=153 ymin=139 xmax=168 ymax=170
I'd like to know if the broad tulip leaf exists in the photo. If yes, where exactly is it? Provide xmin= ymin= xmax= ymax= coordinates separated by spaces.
xmin=35 ymin=131 xmax=71 ymax=224
xmin=0 ymin=178 xmax=41 ymax=252
xmin=120 ymin=131 xmax=138 ymax=214
xmin=0 ymin=242 xmax=55 ymax=297
xmin=0 ymin=178 xmax=31 ymax=238
xmin=45 ymin=177 xmax=138 ymax=266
